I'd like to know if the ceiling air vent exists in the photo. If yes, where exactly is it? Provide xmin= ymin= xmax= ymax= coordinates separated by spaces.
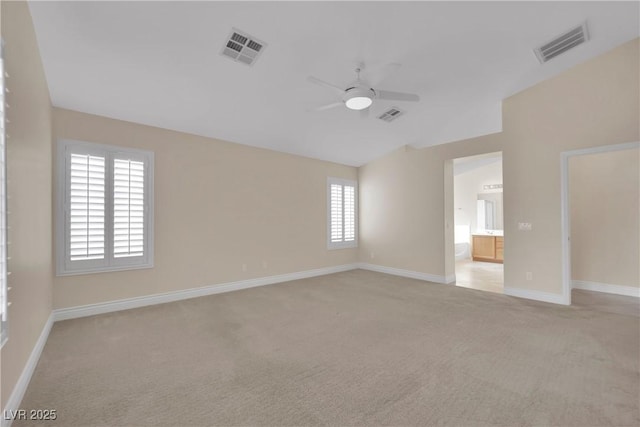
xmin=534 ymin=23 xmax=589 ymax=64
xmin=221 ymin=28 xmax=267 ymax=66
xmin=378 ymin=107 xmax=405 ymax=123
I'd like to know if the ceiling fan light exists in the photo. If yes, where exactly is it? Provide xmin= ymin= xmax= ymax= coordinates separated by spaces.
xmin=345 ymin=96 xmax=372 ymax=110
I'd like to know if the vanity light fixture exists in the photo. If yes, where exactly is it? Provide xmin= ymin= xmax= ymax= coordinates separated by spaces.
xmin=483 ymin=184 xmax=503 ymax=190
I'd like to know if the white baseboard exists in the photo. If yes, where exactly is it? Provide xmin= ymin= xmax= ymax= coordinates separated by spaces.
xmin=504 ymin=287 xmax=568 ymax=305
xmin=2 ymin=314 xmax=54 ymax=427
xmin=53 ymin=264 xmax=358 ymax=321
xmin=572 ymin=280 xmax=640 ymax=298
xmin=357 ymin=263 xmax=452 ymax=284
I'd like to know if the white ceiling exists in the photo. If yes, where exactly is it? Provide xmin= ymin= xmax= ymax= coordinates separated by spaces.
xmin=28 ymin=1 xmax=639 ymax=166
xmin=453 ymin=151 xmax=502 ymax=176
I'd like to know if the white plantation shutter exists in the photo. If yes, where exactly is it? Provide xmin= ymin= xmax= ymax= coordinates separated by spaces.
xmin=113 ymin=159 xmax=145 ymax=258
xmin=330 ymin=184 xmax=343 ymax=243
xmin=344 ymin=185 xmax=355 ymax=242
xmin=327 ymin=178 xmax=357 ymax=249
xmin=57 ymin=140 xmax=153 ymax=275
xmin=69 ymin=154 xmax=105 ymax=260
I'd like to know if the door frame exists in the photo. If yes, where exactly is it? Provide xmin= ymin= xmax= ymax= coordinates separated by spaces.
xmin=448 ymin=151 xmax=503 ymax=285
xmin=559 ymin=141 xmax=639 ymax=305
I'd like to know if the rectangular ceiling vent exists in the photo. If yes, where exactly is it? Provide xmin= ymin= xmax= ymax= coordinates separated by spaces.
xmin=534 ymin=23 xmax=589 ymax=64
xmin=378 ymin=107 xmax=405 ymax=123
xmin=221 ymin=28 xmax=267 ymax=66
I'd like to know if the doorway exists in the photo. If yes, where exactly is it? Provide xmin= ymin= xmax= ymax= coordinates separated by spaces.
xmin=451 ymin=152 xmax=504 ymax=294
xmin=561 ymin=141 xmax=640 ymax=305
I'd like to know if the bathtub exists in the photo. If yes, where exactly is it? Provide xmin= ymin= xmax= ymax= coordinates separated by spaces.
xmin=455 ymin=242 xmax=470 ymax=261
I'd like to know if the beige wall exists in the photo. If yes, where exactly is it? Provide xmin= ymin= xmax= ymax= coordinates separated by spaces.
xmin=359 ymin=135 xmax=504 ymax=275
xmin=359 ymin=37 xmax=639 ymax=296
xmin=0 ymin=1 xmax=53 ymax=410
xmin=501 ymin=38 xmax=639 ymax=295
xmin=52 ymin=108 xmax=358 ymax=309
xmin=569 ymin=148 xmax=639 ymax=288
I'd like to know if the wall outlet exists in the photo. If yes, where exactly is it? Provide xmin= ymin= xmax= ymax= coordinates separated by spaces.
xmin=518 ymin=222 xmax=533 ymax=231
xmin=242 ymin=263 xmax=247 ymax=272
xmin=526 ymin=272 xmax=533 ymax=281
xmin=370 ymin=252 xmax=375 ymax=259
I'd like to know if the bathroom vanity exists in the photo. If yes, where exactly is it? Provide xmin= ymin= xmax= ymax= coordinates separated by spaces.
xmin=472 ymin=233 xmax=504 ymax=263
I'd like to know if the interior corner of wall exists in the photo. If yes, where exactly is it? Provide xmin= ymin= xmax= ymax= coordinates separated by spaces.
xmin=496 ymin=100 xmax=504 ymax=132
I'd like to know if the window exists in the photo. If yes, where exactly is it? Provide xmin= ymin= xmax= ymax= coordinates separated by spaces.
xmin=327 ymin=177 xmax=357 ymax=249
xmin=56 ymin=140 xmax=154 ymax=275
xmin=0 ymin=41 xmax=8 ymax=346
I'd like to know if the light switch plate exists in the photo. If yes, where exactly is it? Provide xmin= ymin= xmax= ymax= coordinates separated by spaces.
xmin=518 ymin=222 xmax=533 ymax=231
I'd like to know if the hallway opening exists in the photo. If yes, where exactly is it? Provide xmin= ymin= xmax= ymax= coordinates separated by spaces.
xmin=452 ymin=152 xmax=504 ymax=294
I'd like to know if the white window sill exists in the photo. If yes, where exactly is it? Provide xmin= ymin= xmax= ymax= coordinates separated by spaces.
xmin=56 ymin=262 xmax=154 ymax=277
xmin=328 ymin=242 xmax=358 ymax=250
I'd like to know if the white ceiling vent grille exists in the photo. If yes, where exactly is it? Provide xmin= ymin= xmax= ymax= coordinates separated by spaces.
xmin=378 ymin=107 xmax=405 ymax=123
xmin=221 ymin=28 xmax=267 ymax=66
xmin=534 ymin=23 xmax=589 ymax=64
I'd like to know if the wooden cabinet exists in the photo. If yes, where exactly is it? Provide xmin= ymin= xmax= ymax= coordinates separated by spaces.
xmin=472 ymin=235 xmax=495 ymax=260
xmin=472 ymin=235 xmax=503 ymax=263
xmin=495 ymin=236 xmax=504 ymax=261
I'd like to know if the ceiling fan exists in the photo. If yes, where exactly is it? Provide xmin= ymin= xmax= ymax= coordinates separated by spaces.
xmin=307 ymin=63 xmax=420 ymax=113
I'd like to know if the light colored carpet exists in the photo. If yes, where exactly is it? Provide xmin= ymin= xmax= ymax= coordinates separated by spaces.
xmin=15 ymin=270 xmax=640 ymax=426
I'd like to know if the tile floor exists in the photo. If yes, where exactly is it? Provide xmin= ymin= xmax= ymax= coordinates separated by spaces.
xmin=455 ymin=258 xmax=504 ymax=294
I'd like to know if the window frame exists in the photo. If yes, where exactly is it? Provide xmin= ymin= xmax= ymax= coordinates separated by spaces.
xmin=327 ymin=177 xmax=358 ymax=250
xmin=0 ymin=40 xmax=8 ymax=347
xmin=56 ymin=139 xmax=154 ymax=276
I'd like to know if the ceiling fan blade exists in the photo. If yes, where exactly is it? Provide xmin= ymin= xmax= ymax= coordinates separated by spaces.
xmin=368 ymin=63 xmax=402 ymax=87
xmin=309 ymin=101 xmax=343 ymax=112
xmin=376 ymin=90 xmax=420 ymax=102
xmin=307 ymin=76 xmax=344 ymax=96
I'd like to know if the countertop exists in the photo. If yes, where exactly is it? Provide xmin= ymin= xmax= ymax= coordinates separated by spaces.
xmin=472 ymin=230 xmax=504 ymax=237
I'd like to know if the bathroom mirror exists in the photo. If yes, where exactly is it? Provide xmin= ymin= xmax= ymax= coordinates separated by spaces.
xmin=477 ymin=193 xmax=503 ymax=230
